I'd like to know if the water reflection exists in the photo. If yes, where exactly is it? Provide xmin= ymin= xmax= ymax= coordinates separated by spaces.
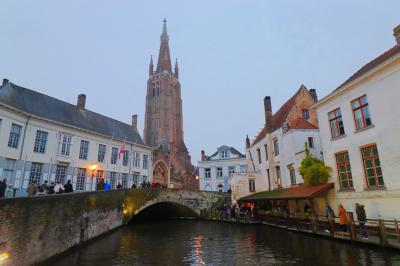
xmin=43 ymin=221 xmax=400 ymax=266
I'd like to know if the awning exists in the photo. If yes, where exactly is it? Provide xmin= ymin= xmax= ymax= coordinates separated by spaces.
xmin=238 ymin=183 xmax=334 ymax=202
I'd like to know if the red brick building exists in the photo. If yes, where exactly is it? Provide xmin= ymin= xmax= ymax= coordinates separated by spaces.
xmin=143 ymin=20 xmax=197 ymax=190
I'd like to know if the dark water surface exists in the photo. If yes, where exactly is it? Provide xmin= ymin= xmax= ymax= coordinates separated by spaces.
xmin=44 ymin=220 xmax=400 ymax=266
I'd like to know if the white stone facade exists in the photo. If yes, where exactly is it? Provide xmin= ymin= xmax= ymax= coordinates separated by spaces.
xmin=198 ymin=146 xmax=247 ymax=192
xmin=315 ymin=42 xmax=400 ymax=219
xmin=0 ymin=81 xmax=153 ymax=196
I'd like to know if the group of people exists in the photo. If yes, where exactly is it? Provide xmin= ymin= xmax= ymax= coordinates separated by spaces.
xmin=219 ymin=203 xmax=255 ymax=222
xmin=326 ymin=203 xmax=368 ymax=239
xmin=27 ymin=180 xmax=74 ymax=196
xmin=0 ymin=179 xmax=13 ymax=198
xmin=131 ymin=181 xmax=168 ymax=189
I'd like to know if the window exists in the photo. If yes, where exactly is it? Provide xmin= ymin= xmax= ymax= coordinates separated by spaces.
xmin=110 ymin=172 xmax=116 ymax=189
xmin=111 ymin=147 xmax=118 ymax=164
xmin=133 ymin=151 xmax=141 ymax=167
xmin=8 ymin=123 xmax=22 ymax=148
xmin=143 ymin=154 xmax=149 ymax=170
xmin=361 ymin=145 xmax=384 ymax=188
xmin=276 ymin=166 xmax=281 ymax=188
xmin=302 ymin=109 xmax=310 ymax=120
xmin=352 ymin=95 xmax=372 ymax=130
xmin=335 ymin=151 xmax=353 ymax=189
xmin=273 ymin=139 xmax=279 ymax=156
xmin=249 ymin=179 xmax=256 ymax=192
xmin=289 ymin=168 xmax=296 ymax=185
xmin=55 ymin=165 xmax=67 ymax=184
xmin=328 ymin=108 xmax=345 ymax=138
xmin=79 ymin=140 xmax=89 ymax=160
xmin=76 ymin=168 xmax=86 ymax=191
xmin=33 ymin=130 xmax=48 ymax=153
xmin=122 ymin=173 xmax=128 ymax=188
xmin=221 ymin=150 xmax=228 ymax=159
xmin=3 ymin=159 xmax=15 ymax=184
xmin=96 ymin=170 xmax=104 ymax=184
xmin=122 ymin=150 xmax=129 ymax=167
xmin=217 ymin=167 xmax=223 ymax=178
xmin=257 ymin=148 xmax=262 ymax=163
xmin=60 ymin=134 xmax=72 ymax=156
xmin=29 ymin=162 xmax=43 ymax=184
xmin=264 ymin=144 xmax=268 ymax=161
xmin=98 ymin=144 xmax=106 ymax=163
xmin=308 ymin=137 xmax=314 ymax=149
xmin=228 ymin=166 xmax=235 ymax=177
xmin=240 ymin=165 xmax=248 ymax=173
xmin=205 ymin=168 xmax=211 ymax=179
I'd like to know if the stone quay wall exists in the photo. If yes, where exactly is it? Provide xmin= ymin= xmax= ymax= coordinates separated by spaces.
xmin=0 ymin=189 xmax=224 ymax=266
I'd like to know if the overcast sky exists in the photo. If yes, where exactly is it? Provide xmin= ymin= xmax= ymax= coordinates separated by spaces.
xmin=1 ymin=0 xmax=399 ymax=162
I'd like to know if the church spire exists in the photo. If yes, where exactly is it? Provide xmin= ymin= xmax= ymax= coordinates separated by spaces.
xmin=156 ymin=19 xmax=172 ymax=73
xmin=174 ymin=58 xmax=179 ymax=79
xmin=149 ymin=55 xmax=154 ymax=76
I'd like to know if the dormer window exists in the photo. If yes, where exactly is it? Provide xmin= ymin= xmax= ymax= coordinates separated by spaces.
xmin=221 ymin=150 xmax=229 ymax=159
xmin=302 ymin=109 xmax=310 ymax=120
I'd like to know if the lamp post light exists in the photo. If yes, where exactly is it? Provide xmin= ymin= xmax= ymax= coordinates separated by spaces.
xmin=89 ymin=164 xmax=98 ymax=191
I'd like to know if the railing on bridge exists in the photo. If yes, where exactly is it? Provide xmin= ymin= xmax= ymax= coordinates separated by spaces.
xmin=211 ymin=209 xmax=400 ymax=249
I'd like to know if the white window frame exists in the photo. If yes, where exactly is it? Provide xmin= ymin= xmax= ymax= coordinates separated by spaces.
xmin=59 ymin=133 xmax=73 ymax=157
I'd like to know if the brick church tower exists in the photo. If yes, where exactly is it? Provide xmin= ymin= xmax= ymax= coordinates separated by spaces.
xmin=144 ymin=20 xmax=197 ymax=189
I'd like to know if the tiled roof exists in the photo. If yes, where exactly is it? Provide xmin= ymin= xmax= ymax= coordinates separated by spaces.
xmin=334 ymin=45 xmax=400 ymax=93
xmin=291 ymin=118 xmax=318 ymax=130
xmin=0 ymin=82 xmax=145 ymax=145
xmin=207 ymin=145 xmax=245 ymax=160
xmin=238 ymin=183 xmax=334 ymax=202
xmin=251 ymin=86 xmax=305 ymax=146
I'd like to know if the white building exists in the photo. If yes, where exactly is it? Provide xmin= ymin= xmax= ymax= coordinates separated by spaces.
xmin=0 ymin=80 xmax=153 ymax=196
xmin=198 ymin=146 xmax=247 ymax=192
xmin=314 ymin=25 xmax=400 ymax=219
xmin=231 ymin=86 xmax=323 ymax=203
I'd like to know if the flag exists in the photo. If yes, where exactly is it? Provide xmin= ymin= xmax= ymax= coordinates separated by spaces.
xmin=118 ymin=141 xmax=126 ymax=160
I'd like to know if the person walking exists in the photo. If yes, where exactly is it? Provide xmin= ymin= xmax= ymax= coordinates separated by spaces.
xmin=117 ymin=182 xmax=123 ymax=189
xmin=0 ymin=179 xmax=7 ymax=198
xmin=104 ymin=181 xmax=111 ymax=191
xmin=54 ymin=182 xmax=64 ymax=194
xmin=64 ymin=180 xmax=73 ymax=193
xmin=4 ymin=185 xmax=14 ymax=198
xmin=48 ymin=182 xmax=55 ymax=195
xmin=131 ymin=183 xmax=137 ymax=189
xmin=338 ymin=204 xmax=348 ymax=232
xmin=356 ymin=203 xmax=368 ymax=239
xmin=27 ymin=181 xmax=37 ymax=196
xmin=325 ymin=204 xmax=335 ymax=220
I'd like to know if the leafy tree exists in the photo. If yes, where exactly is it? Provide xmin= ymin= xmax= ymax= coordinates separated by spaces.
xmin=299 ymin=143 xmax=332 ymax=185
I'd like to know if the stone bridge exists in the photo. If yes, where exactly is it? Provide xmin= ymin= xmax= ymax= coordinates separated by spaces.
xmin=0 ymin=189 xmax=225 ymax=266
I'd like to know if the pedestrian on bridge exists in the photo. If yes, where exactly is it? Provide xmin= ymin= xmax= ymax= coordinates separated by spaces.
xmin=104 ymin=181 xmax=111 ymax=190
xmin=338 ymin=204 xmax=348 ymax=232
xmin=4 ymin=185 xmax=13 ymax=198
xmin=356 ymin=203 xmax=368 ymax=239
xmin=27 ymin=181 xmax=37 ymax=196
xmin=64 ymin=180 xmax=73 ymax=193
xmin=0 ymin=179 xmax=7 ymax=198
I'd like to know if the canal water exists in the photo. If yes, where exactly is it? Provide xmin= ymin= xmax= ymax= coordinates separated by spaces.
xmin=44 ymin=220 xmax=400 ymax=266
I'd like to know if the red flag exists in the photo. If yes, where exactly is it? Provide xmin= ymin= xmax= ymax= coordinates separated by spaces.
xmin=118 ymin=142 xmax=126 ymax=160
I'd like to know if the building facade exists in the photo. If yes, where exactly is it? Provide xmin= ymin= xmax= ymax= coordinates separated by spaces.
xmin=314 ymin=25 xmax=400 ymax=220
xmin=0 ymin=79 xmax=153 ymax=196
xmin=143 ymin=20 xmax=196 ymax=189
xmin=231 ymin=85 xmax=322 ymax=202
xmin=198 ymin=146 xmax=247 ymax=192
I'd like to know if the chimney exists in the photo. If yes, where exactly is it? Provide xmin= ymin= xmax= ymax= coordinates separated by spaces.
xmin=246 ymin=135 xmax=251 ymax=149
xmin=77 ymin=94 xmax=86 ymax=110
xmin=264 ymin=96 xmax=273 ymax=133
xmin=309 ymin=89 xmax=318 ymax=102
xmin=201 ymin=150 xmax=206 ymax=161
xmin=131 ymin=114 xmax=138 ymax=129
xmin=2 ymin=79 xmax=9 ymax=86
xmin=394 ymin=24 xmax=400 ymax=45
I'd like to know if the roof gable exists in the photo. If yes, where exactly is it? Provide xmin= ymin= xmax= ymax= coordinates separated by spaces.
xmin=0 ymin=82 xmax=145 ymax=145
xmin=251 ymin=85 xmax=308 ymax=146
